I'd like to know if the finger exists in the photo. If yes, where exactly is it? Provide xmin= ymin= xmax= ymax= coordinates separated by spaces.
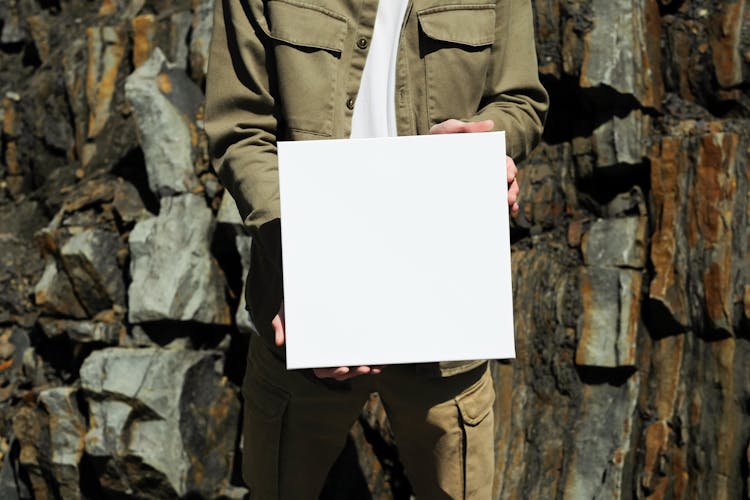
xmin=506 ymin=156 xmax=517 ymax=183
xmin=511 ymin=201 xmax=520 ymax=213
xmin=429 ymin=118 xmax=464 ymax=134
xmin=508 ymin=180 xmax=520 ymax=206
xmin=272 ymin=314 xmax=285 ymax=346
xmin=313 ymin=366 xmax=348 ymax=379
xmin=461 ymin=120 xmax=494 ymax=133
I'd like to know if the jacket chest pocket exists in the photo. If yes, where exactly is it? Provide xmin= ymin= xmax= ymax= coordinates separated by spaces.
xmin=267 ymin=0 xmax=347 ymax=136
xmin=417 ymin=4 xmax=496 ymax=125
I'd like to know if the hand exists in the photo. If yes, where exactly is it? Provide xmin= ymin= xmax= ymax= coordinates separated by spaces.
xmin=430 ymin=119 xmax=520 ymax=213
xmin=271 ymin=303 xmax=384 ymax=381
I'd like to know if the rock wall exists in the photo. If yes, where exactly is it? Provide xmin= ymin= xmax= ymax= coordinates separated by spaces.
xmin=0 ymin=0 xmax=748 ymax=499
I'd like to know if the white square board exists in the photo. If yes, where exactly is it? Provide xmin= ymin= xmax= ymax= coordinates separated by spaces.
xmin=278 ymin=132 xmax=515 ymax=369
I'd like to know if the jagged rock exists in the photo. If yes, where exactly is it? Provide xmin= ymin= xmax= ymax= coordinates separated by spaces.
xmin=34 ymin=259 xmax=88 ymax=319
xmin=190 ymin=0 xmax=214 ymax=84
xmin=0 ymin=437 xmax=32 ymax=500
xmin=582 ymin=216 xmax=647 ymax=269
xmin=13 ymin=387 xmax=86 ymax=498
xmin=38 ymin=387 xmax=86 ymax=499
xmin=215 ymin=192 xmax=255 ymax=332
xmin=0 ymin=0 xmax=28 ymax=44
xmin=13 ymin=387 xmax=85 ymax=500
xmin=591 ymin=110 xmax=650 ymax=167
xmin=514 ymin=143 xmax=577 ymax=231
xmin=132 ymin=14 xmax=156 ymax=68
xmin=577 ymin=266 xmax=641 ymax=368
xmin=216 ymin=191 xmax=243 ymax=226
xmin=97 ymin=0 xmax=145 ymax=18
xmin=0 ymin=234 xmax=45 ymax=325
xmin=563 ymin=374 xmax=640 ymax=499
xmin=62 ymin=28 xmax=137 ymax=171
xmin=38 ymin=315 xmax=124 ymax=344
xmin=171 ymin=11 xmax=193 ymax=70
xmin=235 ymin=233 xmax=256 ymax=334
xmin=59 ymin=228 xmax=126 ymax=315
xmin=128 ymin=193 xmax=231 ymax=324
xmin=26 ymin=15 xmax=50 ymax=63
xmin=125 ymin=48 xmax=202 ymax=197
xmin=85 ymin=26 xmax=127 ymax=142
xmin=649 ymin=123 xmax=748 ymax=336
xmin=80 ymin=347 xmax=240 ymax=498
xmin=710 ymin=1 xmax=746 ymax=88
xmin=581 ymin=0 xmax=663 ymax=109
xmin=0 ymin=327 xmax=31 ymax=402
xmin=112 ymin=177 xmax=150 ymax=223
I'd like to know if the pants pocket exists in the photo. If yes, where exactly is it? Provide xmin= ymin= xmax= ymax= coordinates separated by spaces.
xmin=242 ymin=371 xmax=290 ymax=499
xmin=455 ymin=368 xmax=495 ymax=499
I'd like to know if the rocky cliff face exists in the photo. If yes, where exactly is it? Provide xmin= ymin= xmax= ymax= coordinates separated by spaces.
xmin=0 ymin=0 xmax=748 ymax=499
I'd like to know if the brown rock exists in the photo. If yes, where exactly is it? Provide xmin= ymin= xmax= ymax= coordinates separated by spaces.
xmin=132 ymin=14 xmax=156 ymax=68
xmin=648 ymin=125 xmax=747 ymax=336
xmin=85 ymin=25 xmax=126 ymax=141
xmin=710 ymin=1 xmax=746 ymax=88
xmin=26 ymin=15 xmax=50 ymax=64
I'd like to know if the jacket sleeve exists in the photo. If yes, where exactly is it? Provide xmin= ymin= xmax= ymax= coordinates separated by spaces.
xmin=204 ymin=0 xmax=283 ymax=275
xmin=471 ymin=0 xmax=549 ymax=162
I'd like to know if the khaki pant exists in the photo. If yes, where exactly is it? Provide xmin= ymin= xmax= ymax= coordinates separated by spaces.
xmin=241 ymin=335 xmax=495 ymax=499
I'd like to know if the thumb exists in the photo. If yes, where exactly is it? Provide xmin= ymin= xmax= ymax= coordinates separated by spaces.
xmin=430 ymin=119 xmax=494 ymax=134
xmin=272 ymin=314 xmax=285 ymax=346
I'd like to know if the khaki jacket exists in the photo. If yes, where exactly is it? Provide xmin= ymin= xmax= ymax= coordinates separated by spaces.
xmin=205 ymin=0 xmax=548 ymax=376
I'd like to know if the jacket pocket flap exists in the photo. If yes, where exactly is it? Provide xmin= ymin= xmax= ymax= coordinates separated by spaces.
xmin=417 ymin=4 xmax=495 ymax=47
xmin=455 ymin=370 xmax=494 ymax=426
xmin=267 ymin=0 xmax=347 ymax=52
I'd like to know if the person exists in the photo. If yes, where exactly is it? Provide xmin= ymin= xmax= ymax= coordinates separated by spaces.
xmin=205 ymin=0 xmax=548 ymax=497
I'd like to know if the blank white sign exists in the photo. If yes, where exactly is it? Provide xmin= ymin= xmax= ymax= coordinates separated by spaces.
xmin=278 ymin=132 xmax=515 ymax=369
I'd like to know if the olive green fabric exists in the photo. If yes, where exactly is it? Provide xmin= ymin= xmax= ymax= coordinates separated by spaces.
xmin=242 ymin=334 xmax=496 ymax=499
xmin=204 ymin=0 xmax=549 ymax=376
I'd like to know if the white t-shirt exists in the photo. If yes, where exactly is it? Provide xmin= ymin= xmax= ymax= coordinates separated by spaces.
xmin=350 ymin=0 xmax=410 ymax=138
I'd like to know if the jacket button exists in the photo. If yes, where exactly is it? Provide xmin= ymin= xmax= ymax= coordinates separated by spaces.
xmin=346 ymin=97 xmax=355 ymax=110
xmin=357 ymin=37 xmax=368 ymax=49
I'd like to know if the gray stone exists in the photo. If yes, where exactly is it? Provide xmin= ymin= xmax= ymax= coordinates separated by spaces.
xmin=592 ymin=110 xmax=650 ymax=167
xmin=563 ymin=373 xmax=640 ymax=499
xmin=80 ymin=348 xmax=240 ymax=498
xmin=576 ymin=266 xmax=642 ymax=368
xmin=128 ymin=193 xmax=231 ymax=324
xmin=38 ymin=317 xmax=123 ymax=344
xmin=112 ymin=178 xmax=150 ymax=223
xmin=582 ymin=216 xmax=647 ymax=269
xmin=124 ymin=48 xmax=200 ymax=197
xmin=0 ymin=0 xmax=27 ymax=44
xmin=60 ymin=229 xmax=126 ymax=315
xmin=34 ymin=259 xmax=88 ymax=319
xmin=581 ymin=0 xmax=660 ymax=108
xmin=216 ymin=191 xmax=244 ymax=226
xmin=190 ymin=0 xmax=214 ymax=83
xmin=0 ymin=437 xmax=30 ymax=500
xmin=235 ymin=233 xmax=257 ymax=334
xmin=13 ymin=387 xmax=85 ymax=500
xmin=170 ymin=11 xmax=193 ymax=70
xmin=37 ymin=387 xmax=86 ymax=500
